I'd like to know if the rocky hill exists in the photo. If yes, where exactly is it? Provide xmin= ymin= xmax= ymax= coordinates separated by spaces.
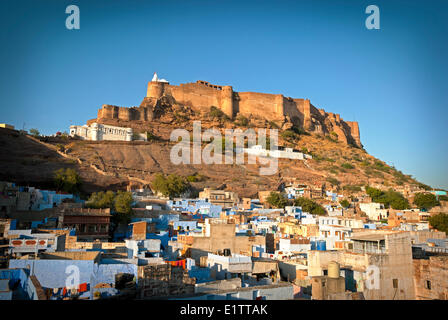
xmin=0 ymin=111 xmax=425 ymax=198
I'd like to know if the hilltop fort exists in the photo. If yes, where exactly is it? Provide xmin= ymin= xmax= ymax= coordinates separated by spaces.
xmin=89 ymin=74 xmax=361 ymax=147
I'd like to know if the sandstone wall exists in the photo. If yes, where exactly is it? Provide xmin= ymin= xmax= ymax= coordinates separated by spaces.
xmin=94 ymin=79 xmax=362 ymax=147
xmin=413 ymin=256 xmax=448 ymax=300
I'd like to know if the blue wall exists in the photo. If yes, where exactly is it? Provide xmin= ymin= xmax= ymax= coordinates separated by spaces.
xmin=9 ymin=259 xmax=96 ymax=288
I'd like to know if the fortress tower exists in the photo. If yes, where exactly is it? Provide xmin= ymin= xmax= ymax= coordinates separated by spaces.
xmin=220 ymin=86 xmax=234 ymax=118
xmin=146 ymin=72 xmax=169 ymax=99
xmin=146 ymin=81 xmax=166 ymax=99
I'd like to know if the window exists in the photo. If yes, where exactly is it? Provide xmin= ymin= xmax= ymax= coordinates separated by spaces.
xmin=425 ymin=280 xmax=431 ymax=290
xmin=392 ymin=279 xmax=398 ymax=289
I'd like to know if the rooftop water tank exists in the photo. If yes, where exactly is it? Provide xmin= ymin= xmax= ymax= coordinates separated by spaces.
xmin=328 ymin=261 xmax=340 ymax=279
xmin=317 ymin=240 xmax=326 ymax=251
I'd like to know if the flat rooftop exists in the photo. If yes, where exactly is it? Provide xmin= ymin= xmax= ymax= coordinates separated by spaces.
xmin=350 ymin=234 xmax=386 ymax=241
xmin=39 ymin=251 xmax=100 ymax=261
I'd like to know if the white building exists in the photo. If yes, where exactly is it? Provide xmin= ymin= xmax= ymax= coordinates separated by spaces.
xmin=206 ymin=253 xmax=252 ymax=280
xmin=317 ymin=225 xmax=352 ymax=250
xmin=359 ymin=202 xmax=389 ymax=221
xmin=318 ymin=216 xmax=364 ymax=229
xmin=69 ymin=122 xmax=145 ymax=142
xmin=278 ymin=238 xmax=311 ymax=253
xmin=235 ymin=145 xmax=312 ymax=160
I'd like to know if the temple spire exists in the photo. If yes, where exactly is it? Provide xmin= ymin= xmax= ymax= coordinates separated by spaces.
xmin=152 ymin=72 xmax=159 ymax=82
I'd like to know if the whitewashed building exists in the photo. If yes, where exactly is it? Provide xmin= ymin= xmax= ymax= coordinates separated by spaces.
xmin=69 ymin=122 xmax=146 ymax=141
xmin=359 ymin=202 xmax=389 ymax=221
xmin=235 ymin=145 xmax=312 ymax=160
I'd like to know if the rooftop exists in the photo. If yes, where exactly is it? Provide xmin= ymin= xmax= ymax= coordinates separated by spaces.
xmin=38 ymin=251 xmax=100 ymax=261
xmin=63 ymin=208 xmax=111 ymax=216
xmin=350 ymin=233 xmax=386 ymax=241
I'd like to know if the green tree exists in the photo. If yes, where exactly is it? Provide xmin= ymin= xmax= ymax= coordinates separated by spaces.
xmin=429 ymin=213 xmax=448 ymax=233
xmin=114 ymin=191 xmax=133 ymax=214
xmin=366 ymin=186 xmax=409 ymax=210
xmin=388 ymin=197 xmax=408 ymax=210
xmin=29 ymin=128 xmax=40 ymax=137
xmin=266 ymin=192 xmax=289 ymax=208
xmin=87 ymin=190 xmax=133 ymax=225
xmin=54 ymin=168 xmax=82 ymax=195
xmin=340 ymin=199 xmax=350 ymax=208
xmin=151 ymin=173 xmax=189 ymax=198
xmin=365 ymin=186 xmax=383 ymax=200
xmin=414 ymin=193 xmax=439 ymax=210
xmin=294 ymin=197 xmax=326 ymax=215
xmin=87 ymin=191 xmax=115 ymax=209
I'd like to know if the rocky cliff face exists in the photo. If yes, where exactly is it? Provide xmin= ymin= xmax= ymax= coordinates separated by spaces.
xmin=88 ymin=80 xmax=362 ymax=148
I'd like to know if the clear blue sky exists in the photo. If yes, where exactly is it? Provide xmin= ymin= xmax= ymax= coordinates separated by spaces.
xmin=0 ymin=0 xmax=447 ymax=189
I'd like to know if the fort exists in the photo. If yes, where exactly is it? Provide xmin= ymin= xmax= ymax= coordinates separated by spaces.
xmin=91 ymin=74 xmax=361 ymax=147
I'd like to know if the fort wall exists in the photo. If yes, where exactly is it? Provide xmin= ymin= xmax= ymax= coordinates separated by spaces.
xmin=95 ymin=79 xmax=362 ymax=147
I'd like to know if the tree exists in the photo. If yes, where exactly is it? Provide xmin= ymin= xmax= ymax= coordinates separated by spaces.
xmin=54 ymin=168 xmax=82 ymax=194
xmin=340 ymin=199 xmax=350 ymax=208
xmin=151 ymin=173 xmax=189 ymax=198
xmin=414 ymin=193 xmax=439 ymax=210
xmin=294 ymin=197 xmax=326 ymax=215
xmin=365 ymin=186 xmax=409 ymax=210
xmin=266 ymin=192 xmax=288 ymax=208
xmin=365 ymin=186 xmax=383 ymax=200
xmin=429 ymin=213 xmax=448 ymax=233
xmin=386 ymin=191 xmax=410 ymax=210
xmin=114 ymin=191 xmax=133 ymax=214
xmin=87 ymin=191 xmax=115 ymax=209
xmin=29 ymin=128 xmax=40 ymax=137
xmin=87 ymin=190 xmax=133 ymax=225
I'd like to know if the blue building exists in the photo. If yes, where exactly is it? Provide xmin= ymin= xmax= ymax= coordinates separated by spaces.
xmin=167 ymin=199 xmax=222 ymax=218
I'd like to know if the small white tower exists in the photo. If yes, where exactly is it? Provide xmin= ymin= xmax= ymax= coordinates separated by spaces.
xmin=152 ymin=72 xmax=159 ymax=82
xmin=91 ymin=123 xmax=99 ymax=141
xmin=126 ymin=128 xmax=133 ymax=142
